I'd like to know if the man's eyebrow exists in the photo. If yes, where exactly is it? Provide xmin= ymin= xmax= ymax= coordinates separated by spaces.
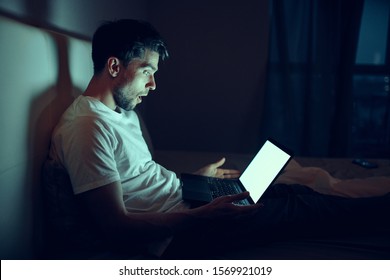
xmin=140 ymin=62 xmax=158 ymax=72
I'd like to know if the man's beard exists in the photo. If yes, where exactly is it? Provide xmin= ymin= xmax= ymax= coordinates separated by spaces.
xmin=113 ymin=88 xmax=136 ymax=111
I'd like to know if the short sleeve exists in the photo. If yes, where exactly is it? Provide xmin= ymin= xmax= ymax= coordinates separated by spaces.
xmin=62 ymin=117 xmax=121 ymax=194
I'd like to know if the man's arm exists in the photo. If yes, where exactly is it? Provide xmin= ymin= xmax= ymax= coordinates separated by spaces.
xmin=77 ymin=181 xmax=176 ymax=242
xmin=77 ymin=181 xmax=261 ymax=245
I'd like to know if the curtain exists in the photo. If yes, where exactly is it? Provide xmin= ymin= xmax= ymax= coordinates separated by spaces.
xmin=261 ymin=0 xmax=364 ymax=157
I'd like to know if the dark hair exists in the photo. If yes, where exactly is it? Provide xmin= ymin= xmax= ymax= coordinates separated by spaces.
xmin=91 ymin=19 xmax=169 ymax=74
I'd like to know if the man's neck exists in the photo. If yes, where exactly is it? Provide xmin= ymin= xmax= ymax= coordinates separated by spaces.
xmin=84 ymin=75 xmax=116 ymax=110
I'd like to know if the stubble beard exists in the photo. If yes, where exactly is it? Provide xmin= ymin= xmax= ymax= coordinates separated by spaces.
xmin=113 ymin=88 xmax=137 ymax=111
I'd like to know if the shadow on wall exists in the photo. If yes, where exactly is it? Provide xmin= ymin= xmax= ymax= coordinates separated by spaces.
xmin=26 ymin=32 xmax=83 ymax=258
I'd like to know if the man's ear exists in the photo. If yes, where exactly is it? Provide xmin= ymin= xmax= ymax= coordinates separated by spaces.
xmin=107 ymin=57 xmax=120 ymax=77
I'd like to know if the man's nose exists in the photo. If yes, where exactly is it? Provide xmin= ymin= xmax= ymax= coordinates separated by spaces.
xmin=147 ymin=75 xmax=156 ymax=90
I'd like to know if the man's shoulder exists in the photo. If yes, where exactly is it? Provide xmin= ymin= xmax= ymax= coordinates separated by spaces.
xmin=59 ymin=97 xmax=109 ymax=128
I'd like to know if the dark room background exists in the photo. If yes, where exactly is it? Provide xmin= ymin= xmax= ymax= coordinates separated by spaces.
xmin=144 ymin=0 xmax=269 ymax=155
xmin=261 ymin=0 xmax=390 ymax=158
xmin=1 ymin=0 xmax=389 ymax=158
xmin=145 ymin=0 xmax=390 ymax=158
xmin=0 ymin=0 xmax=389 ymax=259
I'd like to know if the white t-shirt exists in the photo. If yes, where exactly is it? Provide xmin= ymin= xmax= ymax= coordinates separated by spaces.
xmin=49 ymin=95 xmax=184 ymax=213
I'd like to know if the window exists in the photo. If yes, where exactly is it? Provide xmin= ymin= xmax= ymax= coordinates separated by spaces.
xmin=351 ymin=0 xmax=390 ymax=158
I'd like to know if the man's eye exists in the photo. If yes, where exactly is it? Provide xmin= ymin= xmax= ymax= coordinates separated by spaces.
xmin=143 ymin=70 xmax=151 ymax=75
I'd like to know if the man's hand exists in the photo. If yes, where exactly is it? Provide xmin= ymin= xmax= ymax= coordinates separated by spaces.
xmin=193 ymin=157 xmax=241 ymax=179
xmin=188 ymin=191 xmax=263 ymax=221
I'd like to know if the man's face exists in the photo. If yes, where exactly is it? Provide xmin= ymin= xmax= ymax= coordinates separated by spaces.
xmin=113 ymin=49 xmax=159 ymax=111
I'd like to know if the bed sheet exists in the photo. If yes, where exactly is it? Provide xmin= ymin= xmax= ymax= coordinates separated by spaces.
xmin=278 ymin=158 xmax=390 ymax=198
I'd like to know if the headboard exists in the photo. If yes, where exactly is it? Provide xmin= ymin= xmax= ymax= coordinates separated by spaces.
xmin=0 ymin=14 xmax=93 ymax=259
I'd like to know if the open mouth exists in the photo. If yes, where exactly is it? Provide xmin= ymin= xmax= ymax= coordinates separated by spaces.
xmin=138 ymin=95 xmax=147 ymax=102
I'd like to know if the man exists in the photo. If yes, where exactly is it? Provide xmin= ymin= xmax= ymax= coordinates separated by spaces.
xmin=46 ymin=19 xmax=389 ymax=259
xmin=46 ymin=19 xmax=260 ymax=258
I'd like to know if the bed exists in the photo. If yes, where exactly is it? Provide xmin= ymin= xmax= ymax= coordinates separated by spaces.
xmin=154 ymin=150 xmax=390 ymax=259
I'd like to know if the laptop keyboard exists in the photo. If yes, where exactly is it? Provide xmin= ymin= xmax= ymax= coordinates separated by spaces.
xmin=207 ymin=178 xmax=249 ymax=205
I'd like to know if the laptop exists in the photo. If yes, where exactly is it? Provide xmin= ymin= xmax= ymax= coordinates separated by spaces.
xmin=181 ymin=138 xmax=293 ymax=206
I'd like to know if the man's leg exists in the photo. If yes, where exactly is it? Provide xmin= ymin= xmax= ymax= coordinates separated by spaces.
xmin=248 ymin=184 xmax=390 ymax=239
xmin=162 ymin=184 xmax=390 ymax=259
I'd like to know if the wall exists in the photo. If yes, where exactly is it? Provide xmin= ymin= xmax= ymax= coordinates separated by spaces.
xmin=145 ymin=0 xmax=269 ymax=154
xmin=0 ymin=0 xmax=269 ymax=154
xmin=0 ymin=15 xmax=94 ymax=259
xmin=0 ymin=0 xmax=147 ymax=37
xmin=0 ymin=0 xmax=148 ymax=259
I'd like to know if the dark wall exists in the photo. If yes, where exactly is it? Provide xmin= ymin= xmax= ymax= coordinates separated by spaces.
xmin=0 ymin=0 xmax=270 ymax=155
xmin=145 ymin=0 xmax=270 ymax=154
xmin=0 ymin=0 xmax=147 ymax=38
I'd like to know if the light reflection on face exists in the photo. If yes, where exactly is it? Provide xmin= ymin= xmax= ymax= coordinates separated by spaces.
xmin=113 ymin=49 xmax=159 ymax=111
